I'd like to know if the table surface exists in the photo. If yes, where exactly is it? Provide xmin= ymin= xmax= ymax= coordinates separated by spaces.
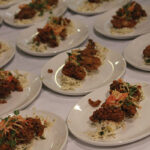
xmin=0 ymin=0 xmax=150 ymax=149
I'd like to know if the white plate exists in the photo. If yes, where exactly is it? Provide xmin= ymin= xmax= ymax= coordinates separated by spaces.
xmin=123 ymin=33 xmax=150 ymax=71
xmin=67 ymin=83 xmax=150 ymax=146
xmin=0 ymin=0 xmax=20 ymax=9
xmin=41 ymin=46 xmax=126 ymax=95
xmin=0 ymin=40 xmax=15 ymax=68
xmin=16 ymin=18 xmax=88 ymax=56
xmin=67 ymin=0 xmax=127 ymax=16
xmin=0 ymin=70 xmax=42 ymax=116
xmin=94 ymin=5 xmax=150 ymax=39
xmin=1 ymin=109 xmax=68 ymax=150
xmin=3 ymin=0 xmax=67 ymax=28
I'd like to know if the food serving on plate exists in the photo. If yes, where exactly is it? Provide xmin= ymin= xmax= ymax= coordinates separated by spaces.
xmin=0 ymin=110 xmax=49 ymax=150
xmin=0 ymin=69 xmax=28 ymax=104
xmin=30 ymin=16 xmax=74 ymax=52
xmin=111 ymin=1 xmax=147 ymax=34
xmin=14 ymin=0 xmax=58 ymax=24
xmin=143 ymin=45 xmax=150 ymax=64
xmin=60 ymin=39 xmax=108 ymax=90
xmin=88 ymin=79 xmax=143 ymax=139
xmin=78 ymin=0 xmax=113 ymax=12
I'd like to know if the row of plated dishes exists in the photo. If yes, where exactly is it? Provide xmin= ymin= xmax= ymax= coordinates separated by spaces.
xmin=0 ymin=0 xmax=150 ymax=150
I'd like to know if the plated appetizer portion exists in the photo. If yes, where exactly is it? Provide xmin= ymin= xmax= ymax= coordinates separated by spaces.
xmin=14 ymin=0 xmax=58 ymax=24
xmin=0 ymin=70 xmax=23 ymax=104
xmin=143 ymin=45 xmax=150 ymax=64
xmin=94 ymin=1 xmax=150 ymax=39
xmin=0 ymin=110 xmax=47 ymax=150
xmin=90 ymin=79 xmax=143 ymax=139
xmin=4 ymin=0 xmax=67 ymax=27
xmin=111 ymin=1 xmax=147 ymax=34
xmin=67 ymin=80 xmax=150 ymax=146
xmin=61 ymin=39 xmax=107 ymax=90
xmin=41 ymin=39 xmax=126 ymax=95
xmin=17 ymin=17 xmax=88 ymax=56
xmin=0 ymin=109 xmax=68 ymax=150
xmin=31 ymin=16 xmax=74 ymax=52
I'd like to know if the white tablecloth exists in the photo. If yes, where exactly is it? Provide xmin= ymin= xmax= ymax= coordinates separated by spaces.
xmin=0 ymin=0 xmax=150 ymax=149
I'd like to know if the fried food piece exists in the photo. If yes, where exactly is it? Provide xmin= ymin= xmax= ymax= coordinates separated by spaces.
xmin=88 ymin=0 xmax=101 ymax=3
xmin=15 ymin=5 xmax=36 ymax=19
xmin=62 ymin=63 xmax=86 ymax=80
xmin=110 ymin=80 xmax=128 ymax=94
xmin=78 ymin=55 xmax=101 ymax=72
xmin=34 ymin=25 xmax=58 ymax=47
xmin=80 ymin=40 xmax=97 ymax=56
xmin=143 ymin=45 xmax=150 ymax=57
xmin=88 ymin=98 xmax=101 ymax=107
xmin=0 ymin=77 xmax=23 ymax=98
xmin=111 ymin=17 xmax=136 ymax=28
xmin=122 ymin=102 xmax=137 ymax=118
xmin=47 ymin=0 xmax=58 ymax=6
xmin=90 ymin=104 xmax=125 ymax=122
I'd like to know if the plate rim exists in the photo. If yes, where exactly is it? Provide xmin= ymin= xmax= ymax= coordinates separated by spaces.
xmin=67 ymin=83 xmax=150 ymax=146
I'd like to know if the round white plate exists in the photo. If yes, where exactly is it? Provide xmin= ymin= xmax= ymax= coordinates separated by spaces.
xmin=41 ymin=46 xmax=126 ymax=95
xmin=94 ymin=4 xmax=150 ymax=39
xmin=3 ymin=0 xmax=67 ymax=28
xmin=67 ymin=0 xmax=128 ymax=16
xmin=0 ymin=70 xmax=42 ymax=116
xmin=1 ymin=109 xmax=68 ymax=150
xmin=123 ymin=33 xmax=150 ymax=71
xmin=16 ymin=18 xmax=88 ymax=56
xmin=0 ymin=0 xmax=20 ymax=9
xmin=0 ymin=40 xmax=15 ymax=68
xmin=67 ymin=83 xmax=150 ymax=146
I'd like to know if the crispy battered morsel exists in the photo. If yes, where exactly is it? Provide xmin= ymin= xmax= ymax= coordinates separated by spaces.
xmin=143 ymin=45 xmax=150 ymax=57
xmin=78 ymin=55 xmax=101 ymax=72
xmin=15 ymin=5 xmax=36 ymax=19
xmin=90 ymin=103 xmax=125 ymax=122
xmin=62 ymin=63 xmax=86 ymax=80
xmin=88 ymin=98 xmax=101 ymax=107
xmin=143 ymin=45 xmax=150 ymax=64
